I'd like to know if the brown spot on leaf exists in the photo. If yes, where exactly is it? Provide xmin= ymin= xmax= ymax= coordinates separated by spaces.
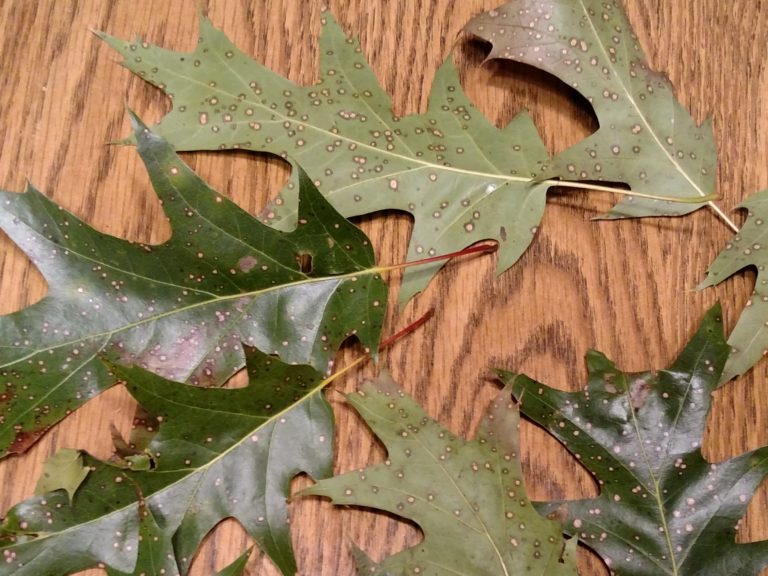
xmin=238 ymin=255 xmax=258 ymax=272
xmin=296 ymin=253 xmax=313 ymax=273
xmin=630 ymin=377 xmax=651 ymax=410
xmin=547 ymin=503 xmax=569 ymax=523
xmin=603 ymin=373 xmax=617 ymax=393
xmin=10 ymin=427 xmax=49 ymax=455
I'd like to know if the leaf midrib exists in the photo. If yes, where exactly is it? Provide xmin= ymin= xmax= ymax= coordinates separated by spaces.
xmin=576 ymin=0 xmax=709 ymax=201
xmin=11 ymin=382 xmax=329 ymax=561
xmin=155 ymin=50 xmax=533 ymax=190
xmin=352 ymin=399 xmax=511 ymax=576
xmin=0 ymin=268 xmax=364 ymax=368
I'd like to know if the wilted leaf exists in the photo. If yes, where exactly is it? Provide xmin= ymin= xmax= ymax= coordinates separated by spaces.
xmin=503 ymin=304 xmax=768 ymax=575
xmin=33 ymin=449 xmax=89 ymax=504
xmin=0 ymin=114 xmax=385 ymax=458
xmin=466 ymin=0 xmax=716 ymax=219
xmin=304 ymin=373 xmax=578 ymax=576
xmin=99 ymin=12 xmax=550 ymax=301
xmin=0 ymin=346 xmax=334 ymax=576
xmin=700 ymin=189 xmax=768 ymax=382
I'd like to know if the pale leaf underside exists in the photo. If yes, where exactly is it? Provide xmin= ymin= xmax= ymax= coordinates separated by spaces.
xmin=100 ymin=12 xmax=551 ymax=301
xmin=305 ymin=374 xmax=578 ymax=576
xmin=699 ymin=189 xmax=768 ymax=382
xmin=466 ymin=0 xmax=717 ymax=219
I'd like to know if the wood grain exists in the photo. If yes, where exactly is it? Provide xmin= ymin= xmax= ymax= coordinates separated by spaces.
xmin=1 ymin=1 xmax=766 ymax=574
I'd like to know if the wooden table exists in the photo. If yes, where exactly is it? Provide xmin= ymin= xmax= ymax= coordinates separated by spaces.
xmin=1 ymin=1 xmax=766 ymax=574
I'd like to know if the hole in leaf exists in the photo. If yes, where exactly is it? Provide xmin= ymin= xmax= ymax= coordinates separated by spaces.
xmin=296 ymin=252 xmax=313 ymax=274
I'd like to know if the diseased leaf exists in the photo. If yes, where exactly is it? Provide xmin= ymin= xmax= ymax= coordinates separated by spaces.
xmin=700 ymin=189 xmax=768 ymax=382
xmin=99 ymin=12 xmax=550 ymax=301
xmin=503 ymin=304 xmax=768 ymax=576
xmin=33 ymin=449 xmax=89 ymax=504
xmin=304 ymin=373 xmax=578 ymax=576
xmin=0 ymin=113 xmax=386 ymax=458
xmin=466 ymin=0 xmax=716 ymax=219
xmin=0 ymin=346 xmax=334 ymax=576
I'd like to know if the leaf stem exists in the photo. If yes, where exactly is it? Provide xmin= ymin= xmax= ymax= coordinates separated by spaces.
xmin=543 ymin=179 xmax=718 ymax=204
xmin=322 ymin=309 xmax=436 ymax=387
xmin=544 ymin=179 xmax=739 ymax=233
xmin=704 ymin=201 xmax=740 ymax=233
xmin=374 ymin=243 xmax=498 ymax=274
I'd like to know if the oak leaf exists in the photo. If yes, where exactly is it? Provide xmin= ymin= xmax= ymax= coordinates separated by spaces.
xmin=304 ymin=373 xmax=578 ymax=576
xmin=0 ymin=114 xmax=385 ymax=458
xmin=0 ymin=346 xmax=333 ymax=576
xmin=99 ymin=13 xmax=550 ymax=302
xmin=503 ymin=305 xmax=768 ymax=575
xmin=466 ymin=0 xmax=717 ymax=220
xmin=699 ymin=189 xmax=768 ymax=382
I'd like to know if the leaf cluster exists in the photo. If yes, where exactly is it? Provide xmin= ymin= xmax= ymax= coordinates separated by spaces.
xmin=1 ymin=1 xmax=767 ymax=576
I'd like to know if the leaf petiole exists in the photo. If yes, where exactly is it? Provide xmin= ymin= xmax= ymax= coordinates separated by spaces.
xmin=373 ymin=243 xmax=498 ymax=275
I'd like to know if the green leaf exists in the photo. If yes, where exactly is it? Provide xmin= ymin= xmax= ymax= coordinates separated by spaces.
xmin=503 ymin=304 xmax=768 ymax=576
xmin=215 ymin=548 xmax=254 ymax=576
xmin=699 ymin=189 xmax=768 ymax=382
xmin=0 ymin=113 xmax=386 ymax=458
xmin=33 ymin=449 xmax=89 ymax=504
xmin=0 ymin=346 xmax=334 ymax=576
xmin=304 ymin=373 xmax=578 ymax=576
xmin=465 ymin=0 xmax=716 ymax=219
xmin=98 ymin=12 xmax=550 ymax=302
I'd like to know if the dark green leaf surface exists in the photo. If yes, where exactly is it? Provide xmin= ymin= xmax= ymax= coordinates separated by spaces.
xmin=0 ymin=114 xmax=385 ymax=458
xmin=215 ymin=548 xmax=254 ymax=576
xmin=503 ymin=305 xmax=768 ymax=576
xmin=466 ymin=0 xmax=716 ymax=219
xmin=99 ymin=12 xmax=550 ymax=301
xmin=304 ymin=374 xmax=578 ymax=576
xmin=699 ymin=189 xmax=768 ymax=382
xmin=1 ymin=347 xmax=333 ymax=576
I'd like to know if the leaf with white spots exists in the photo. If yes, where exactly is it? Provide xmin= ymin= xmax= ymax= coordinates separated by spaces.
xmin=699 ymin=189 xmax=768 ymax=383
xmin=466 ymin=0 xmax=717 ymax=219
xmin=0 ymin=346 xmax=334 ymax=576
xmin=99 ymin=12 xmax=550 ymax=302
xmin=0 ymin=114 xmax=386 ymax=458
xmin=303 ymin=373 xmax=578 ymax=576
xmin=503 ymin=304 xmax=768 ymax=576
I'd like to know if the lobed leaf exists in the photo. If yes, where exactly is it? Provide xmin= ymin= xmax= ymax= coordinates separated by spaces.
xmin=33 ymin=449 xmax=90 ymax=504
xmin=503 ymin=304 xmax=768 ymax=575
xmin=0 ymin=114 xmax=386 ymax=458
xmin=699 ymin=189 xmax=768 ymax=382
xmin=99 ymin=12 xmax=551 ymax=301
xmin=466 ymin=0 xmax=716 ymax=219
xmin=0 ymin=346 xmax=333 ymax=576
xmin=304 ymin=373 xmax=578 ymax=576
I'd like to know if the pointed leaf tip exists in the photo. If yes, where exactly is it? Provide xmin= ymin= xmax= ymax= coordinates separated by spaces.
xmin=512 ymin=306 xmax=767 ymax=576
xmin=103 ymin=11 xmax=550 ymax=301
xmin=307 ymin=375 xmax=577 ymax=575
xmin=0 ymin=120 xmax=385 ymax=459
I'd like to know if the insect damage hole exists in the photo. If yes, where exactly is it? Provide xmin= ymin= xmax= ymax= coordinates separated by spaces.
xmin=296 ymin=253 xmax=313 ymax=274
